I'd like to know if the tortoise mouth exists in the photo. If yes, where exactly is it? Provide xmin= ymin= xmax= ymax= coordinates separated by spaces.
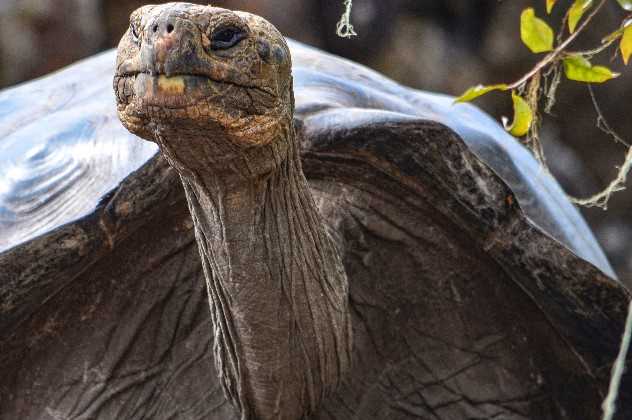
xmin=115 ymin=72 xmax=234 ymax=110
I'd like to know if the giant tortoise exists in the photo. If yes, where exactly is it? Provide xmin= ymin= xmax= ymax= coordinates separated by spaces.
xmin=1 ymin=3 xmax=630 ymax=419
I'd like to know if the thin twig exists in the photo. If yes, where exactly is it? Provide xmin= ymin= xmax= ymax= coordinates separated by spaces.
xmin=568 ymin=34 xmax=620 ymax=58
xmin=588 ymin=85 xmax=630 ymax=147
xmin=602 ymin=300 xmax=632 ymax=420
xmin=543 ymin=63 xmax=562 ymax=114
xmin=526 ymin=73 xmax=547 ymax=165
xmin=571 ymin=146 xmax=632 ymax=209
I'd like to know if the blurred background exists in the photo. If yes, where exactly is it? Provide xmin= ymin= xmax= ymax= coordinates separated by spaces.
xmin=1 ymin=0 xmax=631 ymax=281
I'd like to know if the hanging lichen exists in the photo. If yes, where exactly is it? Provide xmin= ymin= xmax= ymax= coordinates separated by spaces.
xmin=336 ymin=0 xmax=357 ymax=38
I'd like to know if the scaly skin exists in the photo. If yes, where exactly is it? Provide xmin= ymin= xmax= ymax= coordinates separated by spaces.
xmin=114 ymin=3 xmax=352 ymax=419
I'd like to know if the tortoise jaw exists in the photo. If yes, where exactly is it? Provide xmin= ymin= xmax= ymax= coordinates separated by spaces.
xmin=132 ymin=73 xmax=219 ymax=108
xmin=115 ymin=71 xmax=247 ymax=136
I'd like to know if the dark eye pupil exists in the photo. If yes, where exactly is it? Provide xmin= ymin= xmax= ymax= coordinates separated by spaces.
xmin=215 ymin=29 xmax=236 ymax=43
xmin=211 ymin=27 xmax=245 ymax=50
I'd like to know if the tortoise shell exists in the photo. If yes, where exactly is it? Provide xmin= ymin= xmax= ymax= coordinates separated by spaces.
xmin=0 ymin=40 xmax=629 ymax=419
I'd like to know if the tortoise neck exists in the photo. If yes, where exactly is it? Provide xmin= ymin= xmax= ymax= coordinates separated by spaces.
xmin=180 ymin=137 xmax=352 ymax=419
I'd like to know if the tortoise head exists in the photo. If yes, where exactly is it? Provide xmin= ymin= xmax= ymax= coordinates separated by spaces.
xmin=114 ymin=2 xmax=293 ymax=175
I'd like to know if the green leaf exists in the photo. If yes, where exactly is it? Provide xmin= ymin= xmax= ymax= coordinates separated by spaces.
xmin=563 ymin=55 xmax=620 ymax=83
xmin=616 ymin=0 xmax=632 ymax=11
xmin=546 ymin=0 xmax=557 ymax=14
xmin=503 ymin=92 xmax=533 ymax=137
xmin=622 ymin=24 xmax=632 ymax=64
xmin=453 ymin=84 xmax=509 ymax=104
xmin=521 ymin=8 xmax=554 ymax=53
xmin=568 ymin=0 xmax=593 ymax=34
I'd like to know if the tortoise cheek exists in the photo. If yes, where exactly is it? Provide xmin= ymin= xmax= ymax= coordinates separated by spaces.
xmin=272 ymin=45 xmax=287 ymax=65
xmin=256 ymin=39 xmax=271 ymax=62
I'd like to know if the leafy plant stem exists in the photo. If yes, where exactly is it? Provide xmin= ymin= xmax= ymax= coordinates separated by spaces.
xmin=508 ymin=0 xmax=608 ymax=90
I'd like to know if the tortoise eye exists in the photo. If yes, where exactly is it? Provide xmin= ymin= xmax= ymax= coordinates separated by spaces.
xmin=210 ymin=26 xmax=246 ymax=50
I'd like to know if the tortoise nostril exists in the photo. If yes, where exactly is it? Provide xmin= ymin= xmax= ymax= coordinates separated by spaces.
xmin=166 ymin=24 xmax=174 ymax=33
xmin=153 ymin=25 xmax=158 ymax=33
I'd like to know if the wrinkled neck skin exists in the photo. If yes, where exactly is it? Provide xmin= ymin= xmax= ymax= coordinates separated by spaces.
xmin=155 ymin=123 xmax=352 ymax=420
